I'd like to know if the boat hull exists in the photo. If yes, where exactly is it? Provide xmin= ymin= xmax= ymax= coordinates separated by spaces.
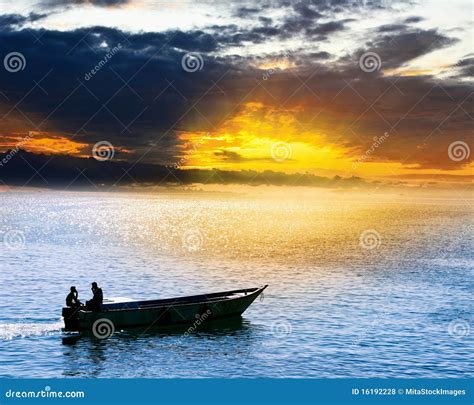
xmin=62 ymin=286 xmax=266 ymax=332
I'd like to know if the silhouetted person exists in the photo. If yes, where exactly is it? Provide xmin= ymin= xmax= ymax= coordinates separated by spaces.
xmin=65 ymin=286 xmax=81 ymax=308
xmin=86 ymin=282 xmax=103 ymax=311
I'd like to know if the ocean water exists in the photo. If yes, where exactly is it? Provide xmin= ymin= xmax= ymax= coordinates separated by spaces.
xmin=0 ymin=188 xmax=472 ymax=378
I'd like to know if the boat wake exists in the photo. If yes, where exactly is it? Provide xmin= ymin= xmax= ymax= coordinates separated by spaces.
xmin=0 ymin=321 xmax=63 ymax=340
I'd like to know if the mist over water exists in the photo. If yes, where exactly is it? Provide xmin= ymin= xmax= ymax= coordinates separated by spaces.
xmin=0 ymin=188 xmax=472 ymax=378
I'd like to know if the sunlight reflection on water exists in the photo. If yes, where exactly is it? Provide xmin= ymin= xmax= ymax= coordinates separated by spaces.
xmin=0 ymin=189 xmax=472 ymax=377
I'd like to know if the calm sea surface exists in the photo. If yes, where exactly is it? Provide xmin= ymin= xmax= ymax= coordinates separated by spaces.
xmin=0 ymin=188 xmax=472 ymax=378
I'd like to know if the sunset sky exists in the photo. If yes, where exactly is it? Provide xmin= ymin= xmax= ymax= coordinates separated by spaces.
xmin=0 ymin=0 xmax=472 ymax=184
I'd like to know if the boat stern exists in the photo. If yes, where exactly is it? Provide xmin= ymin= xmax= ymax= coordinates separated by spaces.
xmin=62 ymin=307 xmax=81 ymax=331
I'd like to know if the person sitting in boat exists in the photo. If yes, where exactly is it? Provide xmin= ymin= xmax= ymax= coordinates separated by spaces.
xmin=85 ymin=282 xmax=103 ymax=311
xmin=65 ymin=286 xmax=81 ymax=308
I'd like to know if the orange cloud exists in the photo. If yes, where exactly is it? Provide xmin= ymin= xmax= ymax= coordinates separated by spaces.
xmin=175 ymin=102 xmax=473 ymax=179
xmin=0 ymin=132 xmax=89 ymax=156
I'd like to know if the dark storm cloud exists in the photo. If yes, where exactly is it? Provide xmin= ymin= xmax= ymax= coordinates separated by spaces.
xmin=268 ymin=0 xmax=410 ymax=40
xmin=0 ymin=12 xmax=48 ymax=29
xmin=278 ymin=14 xmax=347 ymax=41
xmin=404 ymin=16 xmax=423 ymax=24
xmin=293 ymin=2 xmax=323 ymax=19
xmin=308 ymin=51 xmax=332 ymax=60
xmin=225 ymin=0 xmax=371 ymax=45
xmin=234 ymin=7 xmax=262 ymax=18
xmin=305 ymin=21 xmax=346 ymax=37
xmin=280 ymin=13 xmax=319 ymax=34
xmin=238 ymin=0 xmax=353 ymax=39
xmin=358 ymin=28 xmax=458 ymax=70
xmin=0 ymin=14 xmax=471 ymax=172
xmin=258 ymin=16 xmax=273 ymax=25
xmin=376 ymin=24 xmax=408 ymax=33
xmin=453 ymin=56 xmax=474 ymax=78
xmin=0 ymin=24 xmax=237 ymax=163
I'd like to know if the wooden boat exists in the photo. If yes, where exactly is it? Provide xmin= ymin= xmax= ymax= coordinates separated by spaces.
xmin=62 ymin=285 xmax=267 ymax=333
